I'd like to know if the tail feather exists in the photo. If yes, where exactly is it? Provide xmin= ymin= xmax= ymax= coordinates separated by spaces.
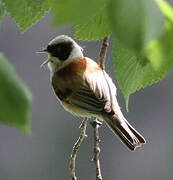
xmin=113 ymin=123 xmax=138 ymax=151
xmin=104 ymin=114 xmax=146 ymax=151
xmin=125 ymin=120 xmax=146 ymax=144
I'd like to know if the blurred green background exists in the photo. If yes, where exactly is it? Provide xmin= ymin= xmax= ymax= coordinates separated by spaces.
xmin=1 ymin=7 xmax=173 ymax=179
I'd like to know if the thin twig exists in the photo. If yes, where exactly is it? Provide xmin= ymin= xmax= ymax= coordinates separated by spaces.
xmin=91 ymin=119 xmax=103 ymax=180
xmin=90 ymin=36 xmax=109 ymax=180
xmin=69 ymin=118 xmax=88 ymax=180
xmin=69 ymin=36 xmax=109 ymax=180
xmin=98 ymin=36 xmax=109 ymax=69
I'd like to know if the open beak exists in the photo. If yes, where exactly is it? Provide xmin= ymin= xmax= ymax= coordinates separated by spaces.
xmin=36 ymin=49 xmax=48 ymax=54
xmin=40 ymin=59 xmax=50 ymax=68
xmin=36 ymin=48 xmax=50 ymax=68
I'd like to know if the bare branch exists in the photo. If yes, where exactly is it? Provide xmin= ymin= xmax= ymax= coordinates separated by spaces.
xmin=69 ymin=36 xmax=110 ymax=180
xmin=91 ymin=119 xmax=103 ymax=180
xmin=98 ymin=36 xmax=109 ymax=69
xmin=69 ymin=118 xmax=88 ymax=180
xmin=90 ymin=36 xmax=110 ymax=180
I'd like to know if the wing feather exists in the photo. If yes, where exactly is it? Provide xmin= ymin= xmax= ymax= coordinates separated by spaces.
xmin=68 ymin=69 xmax=116 ymax=114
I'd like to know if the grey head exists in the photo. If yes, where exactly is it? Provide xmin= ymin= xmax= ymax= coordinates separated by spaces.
xmin=40 ymin=35 xmax=84 ymax=72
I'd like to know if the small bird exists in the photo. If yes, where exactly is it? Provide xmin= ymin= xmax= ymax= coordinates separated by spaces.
xmin=39 ymin=35 xmax=146 ymax=151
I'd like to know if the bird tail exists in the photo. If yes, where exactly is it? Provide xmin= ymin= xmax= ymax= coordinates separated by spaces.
xmin=103 ymin=114 xmax=146 ymax=151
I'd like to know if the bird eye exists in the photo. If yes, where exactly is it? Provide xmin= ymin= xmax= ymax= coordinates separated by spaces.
xmin=47 ymin=45 xmax=60 ymax=56
xmin=47 ymin=42 xmax=72 ymax=61
xmin=56 ymin=47 xmax=61 ymax=52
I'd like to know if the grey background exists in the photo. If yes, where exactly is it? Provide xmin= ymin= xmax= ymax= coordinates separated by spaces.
xmin=0 ymin=7 xmax=173 ymax=180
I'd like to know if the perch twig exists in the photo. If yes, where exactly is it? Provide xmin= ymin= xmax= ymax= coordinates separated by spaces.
xmin=91 ymin=36 xmax=110 ymax=180
xmin=91 ymin=119 xmax=103 ymax=180
xmin=69 ymin=36 xmax=109 ymax=180
xmin=69 ymin=118 xmax=88 ymax=180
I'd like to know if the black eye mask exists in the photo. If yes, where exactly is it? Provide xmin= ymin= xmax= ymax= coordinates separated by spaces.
xmin=47 ymin=41 xmax=73 ymax=61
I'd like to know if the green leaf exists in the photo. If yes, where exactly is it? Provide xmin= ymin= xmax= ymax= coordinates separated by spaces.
xmin=2 ymin=0 xmax=50 ymax=33
xmin=52 ymin=0 xmax=108 ymax=27
xmin=109 ymin=0 xmax=165 ymax=52
xmin=114 ymin=1 xmax=173 ymax=110
xmin=157 ymin=0 xmax=173 ymax=21
xmin=0 ymin=0 xmax=5 ymax=26
xmin=73 ymin=5 xmax=111 ymax=41
xmin=0 ymin=54 xmax=32 ymax=134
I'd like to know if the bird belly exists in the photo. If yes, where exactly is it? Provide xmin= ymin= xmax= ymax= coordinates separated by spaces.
xmin=61 ymin=100 xmax=92 ymax=117
xmin=61 ymin=100 xmax=102 ymax=120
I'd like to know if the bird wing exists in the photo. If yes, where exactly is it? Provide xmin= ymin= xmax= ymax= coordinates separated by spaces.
xmin=67 ymin=69 xmax=117 ymax=114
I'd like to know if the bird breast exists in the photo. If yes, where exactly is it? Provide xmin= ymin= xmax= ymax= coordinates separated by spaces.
xmin=51 ymin=57 xmax=101 ymax=101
